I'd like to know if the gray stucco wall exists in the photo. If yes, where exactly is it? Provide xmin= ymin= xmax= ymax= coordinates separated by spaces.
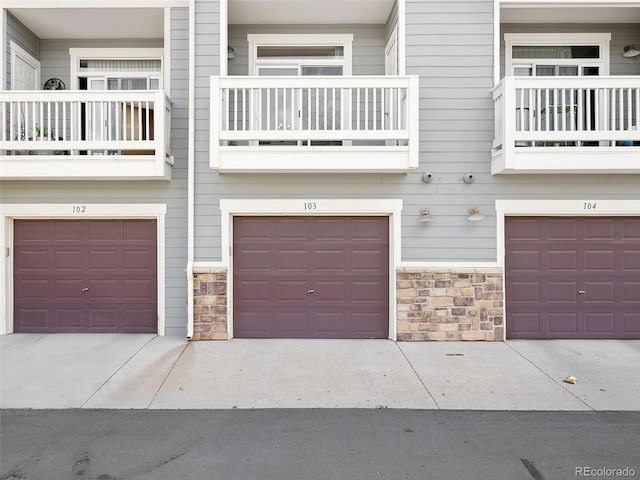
xmin=0 ymin=8 xmax=190 ymax=336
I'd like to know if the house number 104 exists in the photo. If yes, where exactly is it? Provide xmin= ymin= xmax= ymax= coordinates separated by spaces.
xmin=583 ymin=202 xmax=597 ymax=210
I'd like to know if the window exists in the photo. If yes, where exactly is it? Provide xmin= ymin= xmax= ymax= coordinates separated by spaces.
xmin=505 ymin=33 xmax=611 ymax=77
xmin=247 ymin=34 xmax=353 ymax=76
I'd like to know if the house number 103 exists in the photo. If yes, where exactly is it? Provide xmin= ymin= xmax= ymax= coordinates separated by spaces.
xmin=304 ymin=202 xmax=317 ymax=211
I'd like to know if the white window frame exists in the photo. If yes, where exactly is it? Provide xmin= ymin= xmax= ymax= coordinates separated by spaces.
xmin=69 ymin=47 xmax=165 ymax=91
xmin=10 ymin=41 xmax=40 ymax=90
xmin=211 ymin=198 xmax=402 ymax=340
xmin=0 ymin=204 xmax=167 ymax=336
xmin=505 ymin=33 xmax=611 ymax=76
xmin=247 ymin=34 xmax=354 ymax=76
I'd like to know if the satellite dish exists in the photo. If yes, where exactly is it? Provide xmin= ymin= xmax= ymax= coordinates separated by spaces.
xmin=43 ymin=78 xmax=66 ymax=90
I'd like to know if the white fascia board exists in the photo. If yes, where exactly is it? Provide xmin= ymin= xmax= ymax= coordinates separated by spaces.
xmin=3 ymin=0 xmax=188 ymax=7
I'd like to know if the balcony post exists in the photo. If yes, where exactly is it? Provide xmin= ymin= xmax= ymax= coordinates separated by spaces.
xmin=408 ymin=75 xmax=420 ymax=169
xmin=502 ymin=77 xmax=516 ymax=171
xmin=210 ymin=76 xmax=221 ymax=170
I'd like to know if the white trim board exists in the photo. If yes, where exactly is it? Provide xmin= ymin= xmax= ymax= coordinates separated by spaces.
xmin=218 ymin=198 xmax=403 ymax=340
xmin=0 ymin=203 xmax=167 ymax=336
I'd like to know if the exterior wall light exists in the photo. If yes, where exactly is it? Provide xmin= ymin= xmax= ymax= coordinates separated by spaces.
xmin=467 ymin=206 xmax=485 ymax=222
xmin=623 ymin=45 xmax=640 ymax=58
xmin=228 ymin=46 xmax=236 ymax=59
xmin=419 ymin=207 xmax=433 ymax=223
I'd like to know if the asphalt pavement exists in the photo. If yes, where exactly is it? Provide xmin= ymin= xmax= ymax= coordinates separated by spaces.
xmin=1 ymin=334 xmax=638 ymax=410
xmin=1 ymin=409 xmax=639 ymax=480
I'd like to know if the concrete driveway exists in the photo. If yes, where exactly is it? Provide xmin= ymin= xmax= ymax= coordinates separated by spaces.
xmin=1 ymin=334 xmax=638 ymax=410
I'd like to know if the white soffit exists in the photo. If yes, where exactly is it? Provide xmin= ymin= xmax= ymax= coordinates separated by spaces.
xmin=228 ymin=0 xmax=395 ymax=24
xmin=501 ymin=5 xmax=640 ymax=24
xmin=8 ymin=8 xmax=164 ymax=39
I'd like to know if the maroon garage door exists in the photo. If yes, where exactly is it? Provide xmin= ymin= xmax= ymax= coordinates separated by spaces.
xmin=233 ymin=216 xmax=389 ymax=338
xmin=14 ymin=219 xmax=157 ymax=333
xmin=506 ymin=217 xmax=640 ymax=339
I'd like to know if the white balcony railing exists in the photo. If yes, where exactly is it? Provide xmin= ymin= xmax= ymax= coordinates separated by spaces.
xmin=1 ymin=90 xmax=173 ymax=180
xmin=210 ymin=75 xmax=419 ymax=172
xmin=492 ymin=76 xmax=640 ymax=174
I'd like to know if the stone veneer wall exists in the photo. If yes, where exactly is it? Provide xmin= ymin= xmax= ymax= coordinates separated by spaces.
xmin=396 ymin=268 xmax=504 ymax=341
xmin=192 ymin=268 xmax=228 ymax=340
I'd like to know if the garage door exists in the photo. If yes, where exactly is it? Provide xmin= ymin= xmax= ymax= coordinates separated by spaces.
xmin=506 ymin=217 xmax=640 ymax=339
xmin=233 ymin=216 xmax=389 ymax=338
xmin=14 ymin=219 xmax=157 ymax=333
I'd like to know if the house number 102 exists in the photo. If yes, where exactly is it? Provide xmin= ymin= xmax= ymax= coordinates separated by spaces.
xmin=72 ymin=205 xmax=86 ymax=213
xmin=583 ymin=202 xmax=597 ymax=210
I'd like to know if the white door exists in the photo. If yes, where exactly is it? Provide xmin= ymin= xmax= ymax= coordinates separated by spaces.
xmin=11 ymin=43 xmax=40 ymax=90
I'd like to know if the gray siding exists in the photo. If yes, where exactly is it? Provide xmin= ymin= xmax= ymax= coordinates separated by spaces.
xmin=0 ymin=8 xmax=190 ymax=336
xmin=6 ymin=12 xmax=39 ymax=89
xmin=500 ymin=24 xmax=640 ymax=77
xmin=194 ymin=0 xmax=221 ymax=261
xmin=227 ymin=24 xmax=386 ymax=76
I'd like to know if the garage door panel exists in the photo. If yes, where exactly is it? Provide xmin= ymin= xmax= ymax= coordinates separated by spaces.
xmin=622 ymin=282 xmax=640 ymax=302
xmin=276 ymin=281 xmax=308 ymax=302
xmin=17 ymin=308 xmax=50 ymax=330
xmin=122 ymin=279 xmax=156 ymax=300
xmin=234 ymin=216 xmax=389 ymax=339
xmin=55 ymin=309 xmax=84 ymax=329
xmin=55 ymin=279 xmax=85 ymax=300
xmin=583 ymin=282 xmax=615 ymax=303
xmin=547 ymin=282 xmax=578 ymax=303
xmin=621 ymin=220 xmax=640 ymax=239
xmin=548 ymin=313 xmax=578 ymax=334
xmin=547 ymin=219 xmax=578 ymax=240
xmin=14 ymin=219 xmax=157 ymax=333
xmin=509 ymin=282 xmax=540 ymax=303
xmin=89 ymin=309 xmax=119 ymax=329
xmin=18 ymin=279 xmax=50 ymax=300
xmin=236 ymin=280 xmax=271 ymax=302
xmin=584 ymin=250 xmax=615 ymax=271
xmin=314 ymin=219 xmax=345 ymax=239
xmin=315 ymin=313 xmax=346 ymax=335
xmin=622 ymin=251 xmax=640 ymax=271
xmin=352 ymin=249 xmax=387 ymax=272
xmin=277 ymin=249 xmax=308 ymax=270
xmin=55 ymin=250 xmax=84 ymax=271
xmin=623 ymin=314 xmax=640 ymax=334
xmin=351 ymin=218 xmax=386 ymax=240
xmin=352 ymin=312 xmax=387 ymax=337
xmin=547 ymin=250 xmax=577 ymax=271
xmin=314 ymin=249 xmax=346 ymax=271
xmin=277 ymin=312 xmax=310 ymax=336
xmin=88 ymin=250 xmax=118 ymax=270
xmin=585 ymin=219 xmax=615 ymax=240
xmin=53 ymin=221 xmax=83 ymax=242
xmin=17 ymin=221 xmax=49 ymax=242
xmin=122 ymin=249 xmax=155 ymax=272
xmin=585 ymin=313 xmax=615 ymax=334
xmin=507 ymin=217 xmax=640 ymax=339
xmin=508 ymin=250 xmax=540 ymax=271
xmin=313 ymin=281 xmax=345 ymax=302
xmin=276 ymin=218 xmax=308 ymax=240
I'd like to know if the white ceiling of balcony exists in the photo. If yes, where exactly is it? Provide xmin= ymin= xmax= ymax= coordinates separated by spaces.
xmin=7 ymin=8 xmax=164 ymax=39
xmin=228 ymin=0 xmax=395 ymax=24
